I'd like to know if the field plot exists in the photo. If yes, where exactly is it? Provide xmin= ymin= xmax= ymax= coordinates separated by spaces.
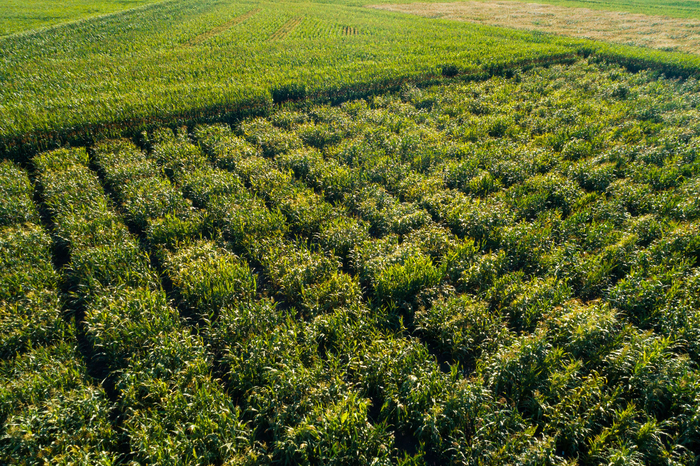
xmin=3 ymin=59 xmax=700 ymax=464
xmin=370 ymin=1 xmax=700 ymax=54
xmin=0 ymin=0 xmax=627 ymax=161
xmin=374 ymin=0 xmax=700 ymax=20
xmin=0 ymin=0 xmax=164 ymax=37
xmin=186 ymin=7 xmax=261 ymax=46
xmin=6 ymin=0 xmax=700 ymax=162
xmin=0 ymin=159 xmax=118 ymax=463
xmin=280 ymin=17 xmax=362 ymax=40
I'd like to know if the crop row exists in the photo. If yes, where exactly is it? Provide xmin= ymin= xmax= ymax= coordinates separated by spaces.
xmin=135 ymin=128 xmax=514 ymax=463
xmin=33 ymin=148 xmax=253 ymax=464
xmin=134 ymin=123 xmax=692 ymax=464
xmin=141 ymin=98 xmax=698 ymax=463
xmin=92 ymin=132 xmax=402 ymax=462
xmin=96 ymin=127 xmax=544 ymax=463
xmin=0 ymin=161 xmax=67 ymax=358
xmin=4 ymin=59 xmax=700 ymax=463
xmin=131 ymin=59 xmax=700 ymax=463
xmin=0 ymin=160 xmax=115 ymax=463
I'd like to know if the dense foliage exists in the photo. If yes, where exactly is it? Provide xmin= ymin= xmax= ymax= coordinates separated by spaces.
xmin=0 ymin=158 xmax=117 ymax=464
xmin=0 ymin=0 xmax=573 ymax=157
xmin=0 ymin=0 xmax=162 ymax=36
xmin=3 ymin=59 xmax=700 ymax=464
xmin=4 ymin=0 xmax=700 ymax=161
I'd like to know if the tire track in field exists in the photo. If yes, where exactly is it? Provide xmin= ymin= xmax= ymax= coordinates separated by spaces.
xmin=187 ymin=8 xmax=260 ymax=46
xmin=269 ymin=16 xmax=303 ymax=41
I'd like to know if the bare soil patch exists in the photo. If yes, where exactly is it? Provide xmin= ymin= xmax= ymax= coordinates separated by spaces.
xmin=368 ymin=1 xmax=700 ymax=54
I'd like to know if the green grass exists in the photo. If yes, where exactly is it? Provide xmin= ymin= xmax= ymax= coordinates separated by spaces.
xmin=0 ymin=0 xmax=580 ymax=160
xmin=0 ymin=0 xmax=165 ymax=37
xmin=372 ymin=0 xmax=700 ymax=20
xmin=3 ymin=0 xmax=700 ymax=161
xmin=500 ymin=0 xmax=700 ymax=19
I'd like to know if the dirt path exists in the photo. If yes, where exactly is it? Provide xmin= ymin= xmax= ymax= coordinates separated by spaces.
xmin=368 ymin=1 xmax=700 ymax=54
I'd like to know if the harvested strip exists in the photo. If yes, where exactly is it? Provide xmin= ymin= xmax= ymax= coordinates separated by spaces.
xmin=187 ymin=8 xmax=260 ymax=46
xmin=369 ymin=1 xmax=700 ymax=54
xmin=269 ymin=16 xmax=303 ymax=41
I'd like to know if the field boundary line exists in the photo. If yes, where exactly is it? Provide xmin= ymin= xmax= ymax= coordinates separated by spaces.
xmin=187 ymin=8 xmax=261 ymax=46
xmin=269 ymin=16 xmax=304 ymax=41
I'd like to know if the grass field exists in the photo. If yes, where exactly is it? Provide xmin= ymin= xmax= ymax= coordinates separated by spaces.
xmin=3 ymin=0 xmax=700 ymax=464
xmin=494 ymin=0 xmax=700 ymax=19
xmin=0 ymin=0 xmax=164 ymax=37
xmin=372 ymin=1 xmax=700 ymax=54
xmin=375 ymin=0 xmax=700 ymax=20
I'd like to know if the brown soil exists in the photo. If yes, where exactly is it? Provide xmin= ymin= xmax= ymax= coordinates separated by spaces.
xmin=368 ymin=1 xmax=700 ymax=54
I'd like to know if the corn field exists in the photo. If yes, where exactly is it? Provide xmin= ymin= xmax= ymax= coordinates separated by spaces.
xmin=3 ymin=0 xmax=700 ymax=162
xmin=2 ymin=59 xmax=700 ymax=464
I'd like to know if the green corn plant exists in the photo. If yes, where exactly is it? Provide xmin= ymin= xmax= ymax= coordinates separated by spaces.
xmin=0 ymin=290 xmax=69 ymax=360
xmin=164 ymin=240 xmax=257 ymax=318
xmin=0 ymin=343 xmax=119 ymax=464
xmin=0 ymin=161 xmax=40 ymax=226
